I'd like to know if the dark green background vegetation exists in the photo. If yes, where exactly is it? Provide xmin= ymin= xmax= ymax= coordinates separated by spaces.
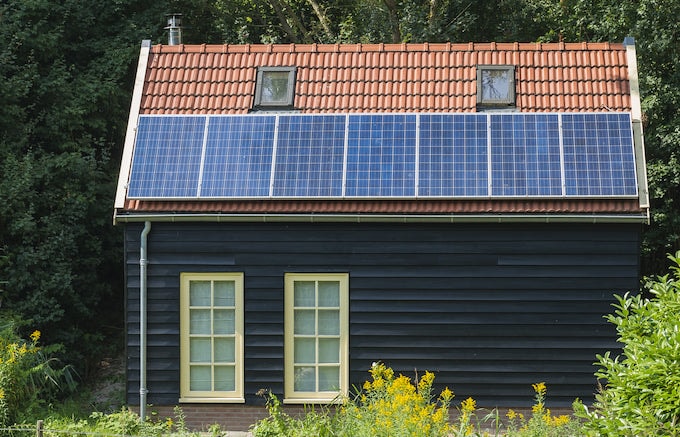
xmin=1 ymin=0 xmax=678 ymax=378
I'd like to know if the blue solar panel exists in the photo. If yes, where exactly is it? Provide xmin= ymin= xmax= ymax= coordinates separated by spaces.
xmin=562 ymin=113 xmax=637 ymax=196
xmin=345 ymin=114 xmax=417 ymax=197
xmin=128 ymin=115 xmax=205 ymax=198
xmin=490 ymin=114 xmax=562 ymax=196
xmin=127 ymin=112 xmax=639 ymax=200
xmin=201 ymin=116 xmax=275 ymax=197
xmin=273 ymin=115 xmax=345 ymax=197
xmin=419 ymin=114 xmax=488 ymax=196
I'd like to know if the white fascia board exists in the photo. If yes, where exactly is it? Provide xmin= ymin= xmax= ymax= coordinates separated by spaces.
xmin=624 ymin=38 xmax=650 ymax=211
xmin=114 ymin=40 xmax=152 ymax=210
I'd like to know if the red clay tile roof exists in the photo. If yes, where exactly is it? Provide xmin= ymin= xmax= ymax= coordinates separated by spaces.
xmin=115 ymin=41 xmax=647 ymax=221
xmin=141 ymin=42 xmax=631 ymax=114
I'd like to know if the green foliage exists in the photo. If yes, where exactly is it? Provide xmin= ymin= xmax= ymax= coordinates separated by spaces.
xmin=0 ymin=317 xmax=76 ymax=426
xmin=251 ymin=363 xmax=453 ymax=437
xmin=504 ymin=382 xmax=582 ymax=436
xmin=574 ymin=251 xmax=680 ymax=435
xmin=42 ymin=405 xmax=222 ymax=437
xmin=0 ymin=0 xmax=171 ymax=374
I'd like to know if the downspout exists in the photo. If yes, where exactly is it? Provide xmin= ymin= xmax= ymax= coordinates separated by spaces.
xmin=140 ymin=221 xmax=151 ymax=422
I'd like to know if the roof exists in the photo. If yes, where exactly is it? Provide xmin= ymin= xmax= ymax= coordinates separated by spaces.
xmin=142 ymin=42 xmax=631 ymax=114
xmin=114 ymin=41 xmax=649 ymax=223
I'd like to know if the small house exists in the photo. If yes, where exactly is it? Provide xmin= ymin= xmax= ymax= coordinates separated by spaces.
xmin=114 ymin=38 xmax=649 ymax=430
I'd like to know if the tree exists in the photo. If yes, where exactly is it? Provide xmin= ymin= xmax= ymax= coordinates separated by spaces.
xmin=0 ymin=0 xmax=170 ymax=375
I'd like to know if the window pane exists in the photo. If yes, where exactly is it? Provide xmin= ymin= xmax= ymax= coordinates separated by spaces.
xmin=294 ymin=366 xmax=316 ymax=392
xmin=318 ymin=281 xmax=339 ymax=307
xmin=190 ymin=366 xmax=211 ymax=391
xmin=214 ymin=365 xmax=236 ymax=391
xmin=190 ymin=309 xmax=211 ymax=334
xmin=294 ymin=310 xmax=316 ymax=335
xmin=214 ymin=337 xmax=235 ymax=363
xmin=190 ymin=338 xmax=211 ymax=363
xmin=294 ymin=338 xmax=316 ymax=364
xmin=190 ymin=281 xmax=211 ymax=306
xmin=319 ymin=366 xmax=339 ymax=391
xmin=318 ymin=338 xmax=339 ymax=363
xmin=318 ymin=310 xmax=339 ymax=335
xmin=262 ymin=71 xmax=290 ymax=104
xmin=294 ymin=281 xmax=315 ymax=307
xmin=213 ymin=309 xmax=235 ymax=334
xmin=214 ymin=281 xmax=235 ymax=306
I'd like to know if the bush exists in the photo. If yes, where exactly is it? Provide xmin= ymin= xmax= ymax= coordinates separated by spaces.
xmin=0 ymin=316 xmax=76 ymax=425
xmin=574 ymin=251 xmax=680 ymax=436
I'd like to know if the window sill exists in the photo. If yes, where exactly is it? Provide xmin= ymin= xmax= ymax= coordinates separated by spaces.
xmin=179 ymin=397 xmax=245 ymax=404
xmin=283 ymin=397 xmax=343 ymax=405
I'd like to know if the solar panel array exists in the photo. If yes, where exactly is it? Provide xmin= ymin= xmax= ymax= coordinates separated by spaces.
xmin=127 ymin=113 xmax=638 ymax=199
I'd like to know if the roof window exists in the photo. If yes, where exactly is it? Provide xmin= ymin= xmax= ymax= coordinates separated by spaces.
xmin=254 ymin=67 xmax=296 ymax=109
xmin=477 ymin=65 xmax=515 ymax=108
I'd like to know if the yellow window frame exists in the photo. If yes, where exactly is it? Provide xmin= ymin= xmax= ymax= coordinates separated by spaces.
xmin=179 ymin=272 xmax=244 ymax=403
xmin=284 ymin=273 xmax=349 ymax=404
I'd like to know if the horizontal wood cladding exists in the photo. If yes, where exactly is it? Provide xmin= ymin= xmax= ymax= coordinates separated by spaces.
xmin=125 ymin=222 xmax=640 ymax=408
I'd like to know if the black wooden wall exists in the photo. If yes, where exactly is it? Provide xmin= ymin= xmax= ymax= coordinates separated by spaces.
xmin=124 ymin=222 xmax=641 ymax=407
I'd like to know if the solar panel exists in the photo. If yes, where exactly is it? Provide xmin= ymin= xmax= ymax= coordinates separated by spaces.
xmin=127 ymin=112 xmax=639 ymax=200
xmin=200 ymin=115 xmax=275 ymax=197
xmin=419 ymin=114 xmax=488 ymax=196
xmin=490 ymin=114 xmax=562 ymax=196
xmin=273 ymin=115 xmax=345 ymax=197
xmin=562 ymin=113 xmax=637 ymax=196
xmin=128 ymin=115 xmax=205 ymax=198
xmin=345 ymin=114 xmax=417 ymax=197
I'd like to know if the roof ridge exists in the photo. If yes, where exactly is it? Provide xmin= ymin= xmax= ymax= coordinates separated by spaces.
xmin=152 ymin=41 xmax=624 ymax=54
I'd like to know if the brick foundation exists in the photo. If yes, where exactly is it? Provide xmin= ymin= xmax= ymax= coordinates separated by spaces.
xmin=134 ymin=404 xmax=306 ymax=432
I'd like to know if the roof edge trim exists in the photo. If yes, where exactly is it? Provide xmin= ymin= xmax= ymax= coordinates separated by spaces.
xmin=114 ymin=40 xmax=152 ymax=211
xmin=114 ymin=212 xmax=649 ymax=225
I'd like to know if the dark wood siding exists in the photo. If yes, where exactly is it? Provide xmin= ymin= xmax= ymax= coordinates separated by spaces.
xmin=125 ymin=222 xmax=640 ymax=407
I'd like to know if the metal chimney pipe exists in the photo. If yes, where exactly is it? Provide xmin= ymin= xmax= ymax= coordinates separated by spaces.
xmin=166 ymin=14 xmax=182 ymax=45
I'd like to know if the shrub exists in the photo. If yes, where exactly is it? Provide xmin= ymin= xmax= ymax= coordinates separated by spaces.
xmin=0 ymin=317 xmax=76 ymax=425
xmin=574 ymin=251 xmax=680 ymax=436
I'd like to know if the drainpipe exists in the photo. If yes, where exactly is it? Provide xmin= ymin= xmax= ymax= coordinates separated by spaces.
xmin=140 ymin=221 xmax=151 ymax=422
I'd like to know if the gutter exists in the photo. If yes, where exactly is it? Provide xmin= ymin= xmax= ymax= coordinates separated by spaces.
xmin=139 ymin=221 xmax=151 ymax=422
xmin=114 ymin=212 xmax=649 ymax=224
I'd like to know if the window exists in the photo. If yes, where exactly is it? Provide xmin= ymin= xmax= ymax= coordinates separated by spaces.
xmin=284 ymin=273 xmax=349 ymax=403
xmin=180 ymin=273 xmax=244 ymax=402
xmin=477 ymin=65 xmax=515 ymax=107
xmin=254 ymin=67 xmax=296 ymax=108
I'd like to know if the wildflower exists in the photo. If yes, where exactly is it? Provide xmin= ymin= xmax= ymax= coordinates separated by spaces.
xmin=532 ymin=402 xmax=545 ymax=414
xmin=461 ymin=397 xmax=476 ymax=413
xmin=439 ymin=387 xmax=454 ymax=404
xmin=552 ymin=415 xmax=570 ymax=426
xmin=532 ymin=382 xmax=547 ymax=397
xmin=165 ymin=417 xmax=174 ymax=429
xmin=30 ymin=330 xmax=41 ymax=342
xmin=0 ymin=388 xmax=4 ymax=399
xmin=506 ymin=409 xmax=517 ymax=420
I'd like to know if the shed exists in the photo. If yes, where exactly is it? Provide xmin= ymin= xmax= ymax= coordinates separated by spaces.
xmin=114 ymin=39 xmax=648 ymax=430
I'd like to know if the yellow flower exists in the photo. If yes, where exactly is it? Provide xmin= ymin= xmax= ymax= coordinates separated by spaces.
xmin=165 ymin=417 xmax=174 ymax=429
xmin=532 ymin=402 xmax=545 ymax=414
xmin=461 ymin=397 xmax=476 ymax=413
xmin=0 ymin=388 xmax=4 ymax=399
xmin=439 ymin=387 xmax=454 ymax=403
xmin=532 ymin=382 xmax=547 ymax=396
xmin=506 ymin=409 xmax=517 ymax=420
xmin=30 ymin=330 xmax=41 ymax=342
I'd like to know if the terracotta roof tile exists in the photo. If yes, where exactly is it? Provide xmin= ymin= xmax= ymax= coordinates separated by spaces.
xmin=121 ymin=199 xmax=644 ymax=216
xmin=118 ymin=41 xmax=645 ymax=219
xmin=140 ymin=42 xmax=631 ymax=114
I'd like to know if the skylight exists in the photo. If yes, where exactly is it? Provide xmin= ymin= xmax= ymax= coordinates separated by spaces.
xmin=254 ymin=67 xmax=296 ymax=108
xmin=477 ymin=65 xmax=515 ymax=107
